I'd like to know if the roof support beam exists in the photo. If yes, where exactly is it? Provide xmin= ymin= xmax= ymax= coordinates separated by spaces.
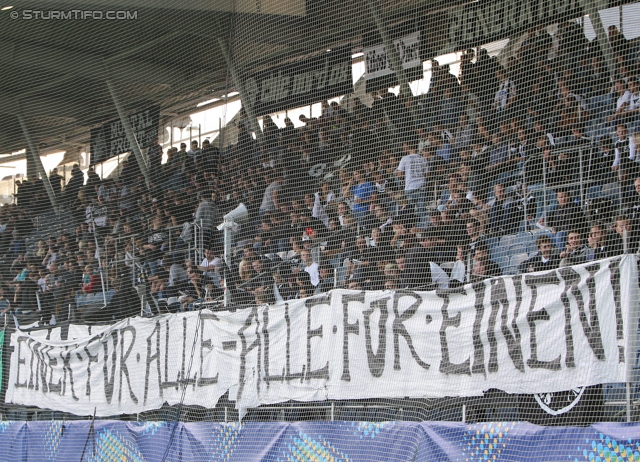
xmin=16 ymin=109 xmax=58 ymax=210
xmin=106 ymin=79 xmax=152 ymax=190
xmin=218 ymin=38 xmax=263 ymax=144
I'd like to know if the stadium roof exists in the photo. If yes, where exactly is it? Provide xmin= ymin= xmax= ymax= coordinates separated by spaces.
xmin=0 ymin=0 xmax=545 ymax=156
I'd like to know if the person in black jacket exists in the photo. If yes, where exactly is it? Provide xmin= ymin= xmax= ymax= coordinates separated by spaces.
xmin=62 ymin=164 xmax=85 ymax=205
xmin=586 ymin=223 xmax=610 ymax=261
xmin=546 ymin=188 xmax=588 ymax=249
xmin=559 ymin=229 xmax=589 ymax=266
xmin=13 ymin=270 xmax=40 ymax=314
xmin=488 ymin=183 xmax=515 ymax=236
xmin=607 ymin=215 xmax=640 ymax=256
xmin=589 ymin=137 xmax=616 ymax=186
xmin=519 ymin=236 xmax=561 ymax=273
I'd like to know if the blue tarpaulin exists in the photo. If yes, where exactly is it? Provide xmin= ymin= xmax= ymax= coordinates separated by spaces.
xmin=0 ymin=420 xmax=639 ymax=461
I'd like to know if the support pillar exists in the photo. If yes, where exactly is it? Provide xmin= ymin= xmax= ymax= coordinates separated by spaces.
xmin=25 ymin=148 xmax=37 ymax=180
xmin=218 ymin=38 xmax=263 ymax=144
xmin=16 ymin=111 xmax=58 ymax=209
xmin=105 ymin=79 xmax=152 ymax=190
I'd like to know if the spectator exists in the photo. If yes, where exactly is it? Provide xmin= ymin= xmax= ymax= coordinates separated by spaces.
xmin=546 ymin=188 xmax=588 ymax=248
xmin=141 ymin=216 xmax=165 ymax=276
xmin=608 ymin=215 xmax=639 ymax=255
xmin=187 ymin=140 xmax=201 ymax=164
xmin=5 ymin=230 xmax=25 ymax=261
xmin=559 ymin=230 xmax=589 ymax=266
xmin=586 ymin=223 xmax=608 ymax=261
xmin=81 ymin=265 xmax=101 ymax=294
xmin=627 ymin=77 xmax=640 ymax=122
xmin=164 ymin=254 xmax=188 ymax=298
xmin=197 ymin=249 xmax=221 ymax=286
xmin=183 ymin=267 xmax=205 ymax=303
xmin=518 ymin=236 xmax=560 ymax=273
xmin=297 ymin=248 xmax=319 ymax=287
xmin=613 ymin=124 xmax=637 ymax=179
xmin=294 ymin=271 xmax=315 ymax=299
xmin=453 ymin=114 xmax=475 ymax=153
xmin=473 ymin=244 xmax=501 ymax=277
xmin=402 ymin=231 xmax=444 ymax=288
xmin=607 ymin=79 xmax=632 ymax=124
xmin=465 ymin=219 xmax=486 ymax=259
xmin=494 ymin=66 xmax=517 ymax=122
xmin=13 ymin=270 xmax=40 ymax=316
xmin=397 ymin=140 xmax=429 ymax=229
xmin=349 ymin=169 xmax=374 ymax=226
xmin=259 ymin=171 xmax=283 ymax=216
xmin=312 ymin=180 xmax=334 ymax=228
xmin=48 ymin=168 xmax=64 ymax=197
xmin=589 ymin=137 xmax=616 ymax=185
xmin=487 ymin=132 xmax=510 ymax=182
xmin=195 ymin=190 xmax=217 ymax=248
xmin=316 ymin=264 xmax=335 ymax=293
xmin=63 ymin=164 xmax=84 ymax=205
xmin=85 ymin=168 xmax=101 ymax=200
xmin=488 ymin=183 xmax=515 ymax=236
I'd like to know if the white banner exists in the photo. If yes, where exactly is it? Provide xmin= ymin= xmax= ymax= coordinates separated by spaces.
xmin=364 ymin=31 xmax=421 ymax=80
xmin=5 ymin=256 xmax=637 ymax=416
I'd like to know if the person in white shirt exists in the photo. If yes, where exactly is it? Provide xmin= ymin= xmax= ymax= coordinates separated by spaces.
xmin=312 ymin=180 xmax=334 ymax=228
xmin=197 ymin=249 xmax=221 ymax=287
xmin=259 ymin=171 xmax=283 ymax=216
xmin=397 ymin=140 xmax=429 ymax=229
xmin=627 ymin=76 xmax=640 ymax=123
xmin=494 ymin=67 xmax=517 ymax=120
xmin=607 ymin=79 xmax=632 ymax=124
xmin=612 ymin=123 xmax=637 ymax=170
xmin=300 ymin=249 xmax=319 ymax=287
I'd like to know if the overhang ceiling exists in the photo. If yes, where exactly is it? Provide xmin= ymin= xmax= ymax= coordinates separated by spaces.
xmin=0 ymin=0 xmax=456 ymax=155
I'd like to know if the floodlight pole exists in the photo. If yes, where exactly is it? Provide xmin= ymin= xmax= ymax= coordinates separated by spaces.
xmin=16 ymin=110 xmax=58 ymax=211
xmin=105 ymin=79 xmax=152 ymax=190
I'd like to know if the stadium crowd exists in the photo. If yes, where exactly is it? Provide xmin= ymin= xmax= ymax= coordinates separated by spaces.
xmin=1 ymin=22 xmax=640 ymax=322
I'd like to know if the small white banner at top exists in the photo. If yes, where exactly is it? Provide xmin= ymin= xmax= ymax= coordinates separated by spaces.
xmin=5 ymin=256 xmax=636 ymax=416
xmin=364 ymin=31 xmax=421 ymax=80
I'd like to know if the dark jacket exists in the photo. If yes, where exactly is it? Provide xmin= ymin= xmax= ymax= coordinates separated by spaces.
xmin=518 ymin=252 xmax=560 ymax=273
xmin=64 ymin=169 xmax=85 ymax=201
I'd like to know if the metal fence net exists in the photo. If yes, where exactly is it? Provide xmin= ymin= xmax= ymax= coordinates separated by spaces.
xmin=1 ymin=0 xmax=640 ymax=459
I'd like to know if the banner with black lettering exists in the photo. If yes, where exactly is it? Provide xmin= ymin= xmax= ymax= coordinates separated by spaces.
xmin=90 ymin=106 xmax=160 ymax=165
xmin=243 ymin=47 xmax=353 ymax=117
xmin=5 ymin=256 xmax=637 ymax=416
xmin=446 ymin=0 xmax=583 ymax=51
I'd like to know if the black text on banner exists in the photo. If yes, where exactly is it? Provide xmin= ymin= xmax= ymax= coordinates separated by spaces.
xmin=243 ymin=47 xmax=353 ymax=117
xmin=5 ymin=257 xmax=635 ymax=416
xmin=90 ymin=106 xmax=160 ymax=165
